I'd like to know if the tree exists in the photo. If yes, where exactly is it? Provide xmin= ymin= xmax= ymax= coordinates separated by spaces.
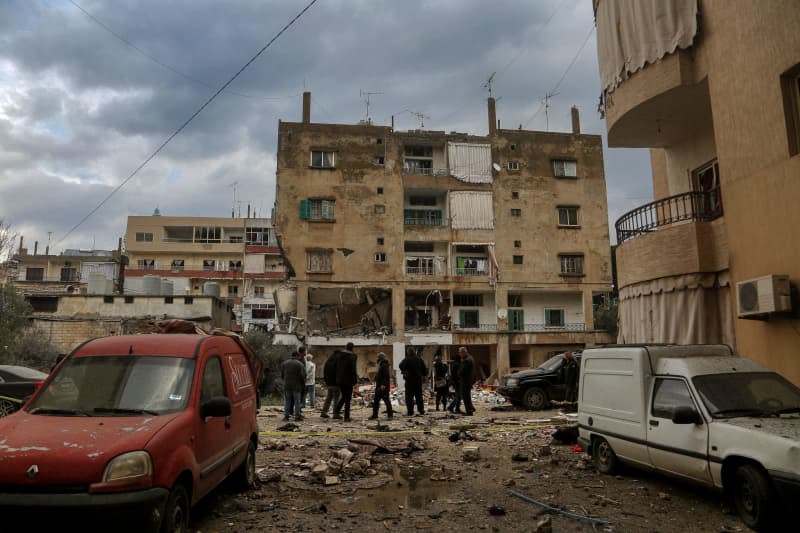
xmin=243 ymin=329 xmax=295 ymax=396
xmin=0 ymin=218 xmax=17 ymax=262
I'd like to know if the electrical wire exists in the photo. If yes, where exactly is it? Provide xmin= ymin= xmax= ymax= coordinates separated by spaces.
xmin=495 ymin=0 xmax=568 ymax=80
xmin=67 ymin=0 xmax=301 ymax=101
xmin=56 ymin=0 xmax=320 ymax=246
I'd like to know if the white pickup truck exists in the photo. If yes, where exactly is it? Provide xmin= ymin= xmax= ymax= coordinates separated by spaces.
xmin=577 ymin=345 xmax=800 ymax=531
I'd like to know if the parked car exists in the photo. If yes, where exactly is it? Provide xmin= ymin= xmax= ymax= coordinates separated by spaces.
xmin=0 ymin=365 xmax=48 ymax=417
xmin=577 ymin=344 xmax=800 ymax=531
xmin=0 ymin=332 xmax=260 ymax=532
xmin=496 ymin=352 xmax=581 ymax=409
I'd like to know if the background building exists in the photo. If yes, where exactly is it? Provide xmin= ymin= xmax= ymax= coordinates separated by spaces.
xmin=274 ymin=93 xmax=614 ymax=383
xmin=595 ymin=0 xmax=800 ymax=384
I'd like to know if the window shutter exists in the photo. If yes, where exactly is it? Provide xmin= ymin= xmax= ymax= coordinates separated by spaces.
xmin=299 ymin=199 xmax=311 ymax=220
xmin=459 ymin=309 xmax=466 ymax=327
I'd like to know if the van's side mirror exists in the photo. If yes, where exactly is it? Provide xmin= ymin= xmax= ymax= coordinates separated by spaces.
xmin=672 ymin=406 xmax=702 ymax=425
xmin=200 ymin=396 xmax=232 ymax=418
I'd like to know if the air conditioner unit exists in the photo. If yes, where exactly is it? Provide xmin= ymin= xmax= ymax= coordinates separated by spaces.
xmin=736 ymin=274 xmax=791 ymax=318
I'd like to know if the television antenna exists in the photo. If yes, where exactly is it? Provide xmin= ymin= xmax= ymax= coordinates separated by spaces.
xmin=228 ymin=181 xmax=239 ymax=217
xmin=408 ymin=110 xmax=430 ymax=128
xmin=543 ymin=90 xmax=560 ymax=131
xmin=360 ymin=89 xmax=383 ymax=124
xmin=482 ymin=71 xmax=497 ymax=97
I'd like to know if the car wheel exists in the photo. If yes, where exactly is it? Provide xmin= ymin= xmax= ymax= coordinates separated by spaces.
xmin=161 ymin=483 xmax=189 ymax=533
xmin=593 ymin=437 xmax=618 ymax=474
xmin=234 ymin=440 xmax=256 ymax=490
xmin=732 ymin=464 xmax=775 ymax=530
xmin=522 ymin=387 xmax=548 ymax=410
xmin=0 ymin=398 xmax=19 ymax=417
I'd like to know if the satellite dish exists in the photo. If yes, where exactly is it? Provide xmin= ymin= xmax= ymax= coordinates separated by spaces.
xmin=492 ymin=163 xmax=502 ymax=172
xmin=497 ymin=308 xmax=508 ymax=320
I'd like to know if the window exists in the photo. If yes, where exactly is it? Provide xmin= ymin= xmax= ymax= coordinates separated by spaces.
xmin=103 ymin=296 xmax=114 ymax=304
xmin=135 ymin=232 xmax=153 ymax=242
xmin=184 ymin=296 xmax=194 ymax=304
xmin=553 ymin=159 xmax=577 ymax=178
xmin=652 ymin=379 xmax=695 ymax=419
xmin=28 ymin=296 xmax=58 ymax=312
xmin=254 ymin=286 xmax=265 ymax=298
xmin=138 ymin=259 xmax=155 ymax=270
xmin=377 ymin=237 xmax=384 ymax=246
xmin=404 ymin=242 xmax=434 ymax=252
xmin=227 ymin=235 xmax=243 ymax=243
xmin=60 ymin=267 xmax=78 ymax=282
xmin=194 ymin=226 xmax=221 ymax=243
xmin=203 ymin=260 xmax=215 ymax=271
xmin=376 ymin=138 xmax=383 ymax=145
xmin=201 ymin=357 xmax=226 ymax=402
xmin=164 ymin=296 xmax=174 ymax=304
xmin=558 ymin=206 xmax=579 ymax=226
xmin=377 ymin=187 xmax=384 ymax=195
xmin=25 ymin=268 xmax=44 ymax=281
xmin=248 ymin=303 xmax=276 ymax=319
xmin=454 ymin=294 xmax=483 ymax=306
xmin=511 ymin=191 xmax=519 ymax=199
xmin=124 ymin=296 xmax=134 ymax=304
xmin=374 ymin=205 xmax=386 ymax=214
xmin=508 ymin=293 xmax=523 ymax=307
xmin=171 ymin=259 xmax=184 ymax=271
xmin=307 ymin=250 xmax=332 ymax=273
xmin=514 ymin=240 xmax=521 ymax=248
xmin=299 ymin=199 xmax=335 ymax=221
xmin=310 ymin=150 xmax=335 ymax=168
xmin=374 ymin=252 xmax=387 ymax=263
xmin=544 ymin=308 xmax=565 ymax=327
xmin=513 ymin=255 xmax=523 ymax=264
xmin=246 ymin=227 xmax=272 ymax=245
xmin=507 ymin=160 xmax=519 ymax=170
xmin=559 ymin=254 xmax=584 ymax=275
xmin=781 ymin=63 xmax=800 ymax=156
xmin=511 ymin=209 xmax=522 ymax=217
xmin=404 ymin=209 xmax=442 ymax=226
xmin=403 ymin=145 xmax=434 ymax=174
xmin=459 ymin=310 xmax=480 ymax=328
xmin=373 ymin=156 xmax=385 ymax=165
xmin=693 ymin=160 xmax=722 ymax=214
xmin=227 ymin=285 xmax=239 ymax=297
xmin=409 ymin=196 xmax=437 ymax=206
xmin=510 ymin=143 xmax=516 ymax=151
xmin=229 ymin=260 xmax=242 ymax=272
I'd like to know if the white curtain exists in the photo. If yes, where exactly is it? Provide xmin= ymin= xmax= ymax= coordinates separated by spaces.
xmin=450 ymin=191 xmax=494 ymax=229
xmin=447 ymin=142 xmax=493 ymax=183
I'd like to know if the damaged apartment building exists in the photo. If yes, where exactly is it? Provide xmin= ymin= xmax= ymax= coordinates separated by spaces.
xmin=274 ymin=93 xmax=614 ymax=383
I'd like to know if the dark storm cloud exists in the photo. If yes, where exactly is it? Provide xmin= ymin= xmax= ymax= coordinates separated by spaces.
xmin=0 ymin=0 xmax=651 ymax=252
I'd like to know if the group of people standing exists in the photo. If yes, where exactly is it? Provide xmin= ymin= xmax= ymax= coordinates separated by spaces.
xmin=281 ymin=344 xmax=478 ymax=422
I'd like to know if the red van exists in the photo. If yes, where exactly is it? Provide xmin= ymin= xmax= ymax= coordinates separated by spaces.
xmin=0 ymin=332 xmax=260 ymax=532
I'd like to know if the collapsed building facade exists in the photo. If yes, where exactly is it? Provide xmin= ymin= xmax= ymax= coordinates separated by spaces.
xmin=274 ymin=93 xmax=614 ymax=382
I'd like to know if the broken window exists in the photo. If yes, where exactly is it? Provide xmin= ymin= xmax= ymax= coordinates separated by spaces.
xmin=514 ymin=240 xmax=522 ymax=248
xmin=559 ymin=254 xmax=584 ymax=275
xmin=307 ymin=288 xmax=392 ymax=336
xmin=246 ymin=227 xmax=273 ymax=245
xmin=135 ymin=232 xmax=154 ymax=242
xmin=60 ymin=267 xmax=78 ymax=282
xmin=254 ymin=286 xmax=265 ymax=298
xmin=194 ymin=226 xmax=221 ymax=243
xmin=138 ymin=259 xmax=155 ymax=270
xmin=553 ymin=159 xmax=578 ymax=178
xmin=310 ymin=150 xmax=335 ymax=168
xmin=453 ymin=294 xmax=482 ymax=306
xmin=229 ymin=260 xmax=243 ymax=272
xmin=544 ymin=308 xmax=565 ymax=327
xmin=558 ymin=206 xmax=579 ymax=226
xmin=459 ymin=310 xmax=480 ymax=328
xmin=374 ymin=252 xmax=387 ymax=263
xmin=507 ymin=161 xmax=519 ymax=171
xmin=307 ymin=250 xmax=332 ymax=273
xmin=25 ymin=267 xmax=44 ymax=281
xmin=171 ymin=259 xmax=184 ymax=271
xmin=409 ymin=196 xmax=437 ymax=206
xmin=300 ymin=199 xmax=335 ymax=221
xmin=373 ymin=156 xmax=385 ymax=165
xmin=513 ymin=255 xmax=524 ymax=265
xmin=203 ymin=260 xmax=216 ymax=271
xmin=511 ymin=208 xmax=522 ymax=217
xmin=28 ymin=296 xmax=58 ymax=312
xmin=248 ymin=303 xmax=275 ymax=319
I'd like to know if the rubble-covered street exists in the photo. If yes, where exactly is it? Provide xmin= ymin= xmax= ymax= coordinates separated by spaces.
xmin=192 ymin=399 xmax=747 ymax=533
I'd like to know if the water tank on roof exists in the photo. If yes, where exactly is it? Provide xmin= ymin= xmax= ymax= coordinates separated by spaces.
xmin=203 ymin=281 xmax=220 ymax=298
xmin=87 ymin=272 xmax=108 ymax=295
xmin=143 ymin=275 xmax=161 ymax=295
xmin=161 ymin=279 xmax=174 ymax=296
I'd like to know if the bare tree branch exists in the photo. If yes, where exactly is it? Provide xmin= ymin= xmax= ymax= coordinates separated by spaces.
xmin=0 ymin=218 xmax=18 ymax=262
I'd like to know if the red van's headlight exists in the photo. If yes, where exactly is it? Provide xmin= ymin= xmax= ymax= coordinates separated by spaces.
xmin=89 ymin=451 xmax=153 ymax=493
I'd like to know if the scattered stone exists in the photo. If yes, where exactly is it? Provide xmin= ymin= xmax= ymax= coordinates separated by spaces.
xmin=502 ymin=479 xmax=516 ymax=487
xmin=537 ymin=445 xmax=552 ymax=457
xmin=658 ymin=492 xmax=671 ymax=501
xmin=311 ymin=463 xmax=330 ymax=482
xmin=462 ymin=445 xmax=481 ymax=462
xmin=257 ymin=470 xmax=282 ymax=483
xmin=533 ymin=516 xmax=552 ymax=533
xmin=511 ymin=453 xmax=529 ymax=462
xmin=487 ymin=505 xmax=506 ymax=516
xmin=324 ymin=476 xmax=340 ymax=486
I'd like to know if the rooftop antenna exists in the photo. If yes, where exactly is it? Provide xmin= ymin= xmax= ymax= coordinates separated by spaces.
xmin=543 ymin=90 xmax=560 ymax=131
xmin=228 ymin=181 xmax=238 ymax=218
xmin=482 ymin=71 xmax=497 ymax=97
xmin=408 ymin=110 xmax=430 ymax=128
xmin=360 ymin=89 xmax=383 ymax=124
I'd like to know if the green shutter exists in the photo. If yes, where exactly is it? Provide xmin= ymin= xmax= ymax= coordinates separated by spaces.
xmin=299 ymin=199 xmax=311 ymax=220
xmin=459 ymin=310 xmax=466 ymax=327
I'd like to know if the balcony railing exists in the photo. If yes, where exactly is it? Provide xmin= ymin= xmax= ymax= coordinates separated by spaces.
xmin=616 ymin=188 xmax=723 ymax=244
xmin=404 ymin=217 xmax=444 ymax=226
xmin=453 ymin=323 xmax=498 ymax=331
xmin=406 ymin=266 xmax=435 ymax=275
xmin=402 ymin=167 xmax=450 ymax=176
xmin=511 ymin=323 xmax=586 ymax=332
xmin=454 ymin=267 xmax=488 ymax=276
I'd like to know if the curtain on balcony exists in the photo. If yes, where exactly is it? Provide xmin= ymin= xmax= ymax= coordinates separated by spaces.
xmin=618 ymin=271 xmax=734 ymax=346
xmin=596 ymin=0 xmax=699 ymax=93
xmin=450 ymin=191 xmax=494 ymax=229
xmin=447 ymin=142 xmax=492 ymax=183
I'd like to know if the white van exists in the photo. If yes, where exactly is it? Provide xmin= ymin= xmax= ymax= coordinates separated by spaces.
xmin=577 ymin=345 xmax=800 ymax=531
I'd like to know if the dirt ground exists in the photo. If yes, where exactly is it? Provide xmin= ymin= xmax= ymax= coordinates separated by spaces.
xmin=192 ymin=399 xmax=748 ymax=533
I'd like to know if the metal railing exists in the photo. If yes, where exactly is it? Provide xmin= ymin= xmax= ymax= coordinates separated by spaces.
xmin=511 ymin=323 xmax=586 ymax=332
xmin=402 ymin=167 xmax=450 ymax=176
xmin=454 ymin=267 xmax=488 ymax=276
xmin=453 ymin=323 xmax=498 ymax=331
xmin=615 ymin=188 xmax=723 ymax=243
xmin=404 ymin=216 xmax=444 ymax=226
xmin=405 ymin=266 xmax=435 ymax=275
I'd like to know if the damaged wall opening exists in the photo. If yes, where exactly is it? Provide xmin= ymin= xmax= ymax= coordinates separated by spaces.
xmin=307 ymin=287 xmax=392 ymax=336
xmin=405 ymin=290 xmax=450 ymax=331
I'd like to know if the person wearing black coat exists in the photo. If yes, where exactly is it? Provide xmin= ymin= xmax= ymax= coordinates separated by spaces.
xmin=458 ymin=346 xmax=476 ymax=416
xmin=281 ymin=352 xmax=306 ymax=421
xmin=320 ymin=350 xmax=342 ymax=419
xmin=334 ymin=342 xmax=358 ymax=421
xmin=433 ymin=354 xmax=449 ymax=411
xmin=562 ymin=351 xmax=579 ymax=403
xmin=447 ymin=357 xmax=463 ymax=413
xmin=399 ymin=346 xmax=427 ymax=416
xmin=369 ymin=352 xmax=393 ymax=420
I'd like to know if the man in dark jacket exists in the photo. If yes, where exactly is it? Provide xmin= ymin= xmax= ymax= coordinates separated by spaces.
xmin=399 ymin=346 xmax=427 ymax=416
xmin=458 ymin=346 xmax=475 ymax=416
xmin=447 ymin=356 xmax=463 ymax=413
xmin=563 ymin=351 xmax=579 ymax=403
xmin=334 ymin=342 xmax=358 ymax=421
xmin=368 ymin=352 xmax=393 ymax=420
xmin=281 ymin=351 xmax=306 ymax=421
xmin=320 ymin=349 xmax=341 ymax=419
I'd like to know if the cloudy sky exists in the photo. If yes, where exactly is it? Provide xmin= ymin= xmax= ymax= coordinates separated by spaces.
xmin=0 ymin=0 xmax=652 ymax=255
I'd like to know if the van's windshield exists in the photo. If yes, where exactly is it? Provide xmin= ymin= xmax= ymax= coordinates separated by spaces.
xmin=27 ymin=356 xmax=195 ymax=416
xmin=693 ymin=372 xmax=800 ymax=418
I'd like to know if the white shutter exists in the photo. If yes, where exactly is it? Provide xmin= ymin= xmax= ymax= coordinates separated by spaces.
xmin=450 ymin=191 xmax=494 ymax=229
xmin=447 ymin=142 xmax=493 ymax=183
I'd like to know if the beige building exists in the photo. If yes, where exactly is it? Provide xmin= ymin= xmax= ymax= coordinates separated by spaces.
xmin=595 ymin=0 xmax=800 ymax=384
xmin=274 ymin=93 xmax=614 ymax=382
xmin=11 ymin=246 xmax=122 ymax=297
xmin=124 ymin=214 xmax=285 ymax=332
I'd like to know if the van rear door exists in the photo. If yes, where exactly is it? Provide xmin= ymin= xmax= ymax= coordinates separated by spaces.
xmin=646 ymin=377 xmax=712 ymax=484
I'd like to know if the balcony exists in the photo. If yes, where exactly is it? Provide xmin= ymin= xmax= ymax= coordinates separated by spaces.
xmin=404 ymin=209 xmax=443 ymax=226
xmin=403 ymin=167 xmax=450 ymax=176
xmin=616 ymin=188 xmax=723 ymax=244
xmin=406 ymin=266 xmax=434 ymax=276
xmin=453 ymin=323 xmax=497 ymax=332
xmin=511 ymin=323 xmax=586 ymax=332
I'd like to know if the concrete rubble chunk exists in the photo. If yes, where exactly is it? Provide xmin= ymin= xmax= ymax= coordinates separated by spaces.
xmin=534 ymin=516 xmax=552 ymax=533
xmin=324 ymin=476 xmax=340 ymax=486
xmin=462 ymin=445 xmax=481 ymax=462
xmin=537 ymin=444 xmax=552 ymax=457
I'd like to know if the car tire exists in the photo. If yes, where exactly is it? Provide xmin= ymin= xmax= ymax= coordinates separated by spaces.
xmin=0 ymin=398 xmax=19 ymax=417
xmin=732 ymin=464 xmax=775 ymax=530
xmin=161 ymin=482 xmax=190 ymax=533
xmin=234 ymin=439 xmax=256 ymax=490
xmin=522 ymin=387 xmax=548 ymax=410
xmin=593 ymin=437 xmax=618 ymax=475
